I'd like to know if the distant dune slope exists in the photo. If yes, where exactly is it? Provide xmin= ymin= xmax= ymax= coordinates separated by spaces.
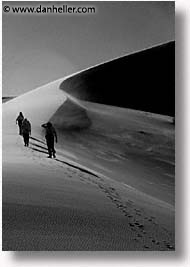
xmin=2 ymin=79 xmax=66 ymax=135
xmin=2 ymin=97 xmax=15 ymax=103
xmin=60 ymin=41 xmax=175 ymax=116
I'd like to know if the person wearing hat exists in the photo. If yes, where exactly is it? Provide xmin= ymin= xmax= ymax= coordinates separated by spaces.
xmin=41 ymin=122 xmax=58 ymax=158
xmin=16 ymin=112 xmax=24 ymax=135
xmin=21 ymin=118 xmax=31 ymax=147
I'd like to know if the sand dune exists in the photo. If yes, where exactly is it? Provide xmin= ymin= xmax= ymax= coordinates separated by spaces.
xmin=61 ymin=41 xmax=175 ymax=116
xmin=2 ymin=43 xmax=175 ymax=251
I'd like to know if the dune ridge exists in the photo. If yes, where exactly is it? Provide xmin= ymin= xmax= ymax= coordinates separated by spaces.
xmin=60 ymin=41 xmax=175 ymax=116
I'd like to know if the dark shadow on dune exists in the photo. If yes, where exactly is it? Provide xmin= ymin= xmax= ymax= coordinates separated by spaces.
xmin=50 ymin=97 xmax=91 ymax=130
xmin=30 ymin=136 xmax=46 ymax=145
xmin=60 ymin=42 xmax=175 ymax=117
xmin=30 ymin=142 xmax=48 ymax=151
xmin=30 ymin=147 xmax=48 ymax=155
xmin=30 ymin=144 xmax=99 ymax=177
xmin=30 ymin=145 xmax=99 ymax=178
xmin=54 ymin=158 xmax=99 ymax=178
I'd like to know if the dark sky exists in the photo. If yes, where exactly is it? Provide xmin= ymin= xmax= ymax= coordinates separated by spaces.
xmin=2 ymin=1 xmax=175 ymax=96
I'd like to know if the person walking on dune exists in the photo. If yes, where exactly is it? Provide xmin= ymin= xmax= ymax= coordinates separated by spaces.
xmin=16 ymin=112 xmax=24 ymax=135
xmin=21 ymin=118 xmax=31 ymax=147
xmin=41 ymin=122 xmax=58 ymax=158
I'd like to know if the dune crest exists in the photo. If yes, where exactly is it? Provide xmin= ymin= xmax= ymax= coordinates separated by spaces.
xmin=60 ymin=41 xmax=175 ymax=116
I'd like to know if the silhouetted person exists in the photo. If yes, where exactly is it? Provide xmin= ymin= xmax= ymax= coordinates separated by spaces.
xmin=41 ymin=122 xmax=58 ymax=158
xmin=16 ymin=112 xmax=24 ymax=135
xmin=22 ymin=118 xmax=31 ymax=147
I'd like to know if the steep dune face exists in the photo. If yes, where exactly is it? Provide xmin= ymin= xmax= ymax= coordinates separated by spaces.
xmin=50 ymin=97 xmax=91 ymax=130
xmin=61 ymin=41 xmax=175 ymax=116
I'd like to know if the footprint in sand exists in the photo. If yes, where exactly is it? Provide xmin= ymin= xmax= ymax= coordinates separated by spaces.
xmin=98 ymin=185 xmax=104 ymax=190
xmin=128 ymin=200 xmax=134 ymax=204
xmin=109 ymin=187 xmax=115 ymax=191
xmin=137 ymin=224 xmax=144 ymax=229
xmin=117 ymin=204 xmax=125 ymax=209
xmin=135 ymin=209 xmax=141 ymax=212
xmin=125 ymin=201 xmax=133 ymax=207
xmin=135 ymin=211 xmax=142 ymax=215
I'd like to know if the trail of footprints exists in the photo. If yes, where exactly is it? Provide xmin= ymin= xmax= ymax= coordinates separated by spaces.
xmin=77 ymin=174 xmax=175 ymax=251
xmin=23 ymin=139 xmax=174 ymax=250
xmin=103 ymin=185 xmax=174 ymax=250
